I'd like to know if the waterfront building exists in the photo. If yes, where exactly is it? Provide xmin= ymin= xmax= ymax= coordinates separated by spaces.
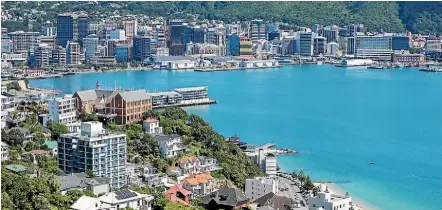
xmin=110 ymin=90 xmax=152 ymax=125
xmin=327 ymin=42 xmax=340 ymax=56
xmin=174 ymin=86 xmax=209 ymax=104
xmin=142 ymin=118 xmax=163 ymax=135
xmin=298 ymin=32 xmax=314 ymax=56
xmin=83 ymin=34 xmax=99 ymax=63
xmin=182 ymin=172 xmax=216 ymax=199
xmin=240 ymin=37 xmax=253 ymax=56
xmin=156 ymin=134 xmax=185 ymax=158
xmin=48 ymin=94 xmax=77 ymax=124
xmin=356 ymin=35 xmax=393 ymax=60
xmin=123 ymin=19 xmax=138 ymax=44
xmin=57 ymin=173 xmax=110 ymax=196
xmin=49 ymin=46 xmax=66 ymax=66
xmin=78 ymin=15 xmax=89 ymax=43
xmin=58 ymin=122 xmax=127 ymax=189
xmin=308 ymin=191 xmax=352 ymax=210
xmin=67 ymin=41 xmax=81 ymax=65
xmin=248 ymin=149 xmax=278 ymax=177
xmin=345 ymin=36 xmax=356 ymax=55
xmin=92 ymin=56 xmax=116 ymax=65
xmin=156 ymin=47 xmax=169 ymax=57
xmin=114 ymin=44 xmax=129 ymax=63
xmin=392 ymin=53 xmax=425 ymax=64
xmin=133 ymin=36 xmax=151 ymax=62
xmin=34 ymin=45 xmax=51 ymax=68
xmin=392 ymin=36 xmax=410 ymax=51
xmin=56 ymin=13 xmax=89 ymax=47
xmin=1 ymin=35 xmax=11 ymax=53
xmin=227 ymin=34 xmax=240 ymax=56
xmin=150 ymin=91 xmax=181 ymax=107
xmin=110 ymin=29 xmax=126 ymax=41
xmin=9 ymin=31 xmax=40 ymax=53
xmin=245 ymin=177 xmax=279 ymax=201
xmin=313 ymin=37 xmax=327 ymax=55
xmin=323 ymin=26 xmax=339 ymax=43
xmin=250 ymin=20 xmax=267 ymax=44
xmin=154 ymin=27 xmax=166 ymax=47
xmin=168 ymin=20 xmax=186 ymax=56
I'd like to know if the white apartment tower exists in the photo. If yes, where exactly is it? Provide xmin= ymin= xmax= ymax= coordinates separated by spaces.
xmin=58 ymin=122 xmax=127 ymax=189
xmin=48 ymin=94 xmax=77 ymax=124
xmin=245 ymin=177 xmax=279 ymax=201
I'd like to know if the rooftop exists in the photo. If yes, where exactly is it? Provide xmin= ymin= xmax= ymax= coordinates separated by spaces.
xmin=174 ymin=86 xmax=208 ymax=92
xmin=200 ymin=187 xmax=248 ymax=207
xmin=143 ymin=118 xmax=159 ymax=123
xmin=57 ymin=173 xmax=110 ymax=191
xmin=118 ymin=89 xmax=151 ymax=102
xmin=149 ymin=91 xmax=180 ymax=97
xmin=99 ymin=189 xmax=152 ymax=204
xmin=5 ymin=164 xmax=28 ymax=172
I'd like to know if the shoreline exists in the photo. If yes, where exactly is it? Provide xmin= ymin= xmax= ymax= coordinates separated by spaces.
xmin=314 ymin=182 xmax=379 ymax=210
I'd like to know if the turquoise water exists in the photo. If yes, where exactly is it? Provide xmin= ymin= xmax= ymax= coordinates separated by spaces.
xmin=30 ymin=65 xmax=442 ymax=210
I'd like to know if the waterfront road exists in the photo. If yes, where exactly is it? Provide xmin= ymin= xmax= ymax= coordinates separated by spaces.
xmin=277 ymin=176 xmax=308 ymax=209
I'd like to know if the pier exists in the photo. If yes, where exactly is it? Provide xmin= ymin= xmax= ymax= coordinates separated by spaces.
xmin=152 ymin=99 xmax=218 ymax=109
xmin=194 ymin=65 xmax=281 ymax=72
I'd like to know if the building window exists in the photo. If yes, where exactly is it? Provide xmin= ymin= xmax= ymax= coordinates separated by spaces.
xmin=313 ymin=204 xmax=316 ymax=207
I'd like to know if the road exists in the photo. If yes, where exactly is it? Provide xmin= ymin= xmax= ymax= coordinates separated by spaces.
xmin=277 ymin=175 xmax=308 ymax=209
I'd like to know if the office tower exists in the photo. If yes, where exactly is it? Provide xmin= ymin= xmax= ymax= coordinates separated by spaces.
xmin=167 ymin=20 xmax=186 ymax=56
xmin=34 ymin=45 xmax=51 ymax=68
xmin=133 ymin=36 xmax=151 ymax=62
xmin=41 ymin=21 xmax=57 ymax=37
xmin=250 ymin=20 xmax=267 ymax=43
xmin=83 ymin=34 xmax=99 ymax=63
xmin=77 ymin=15 xmax=89 ymax=43
xmin=67 ymin=41 xmax=81 ymax=65
xmin=58 ymin=122 xmax=127 ymax=189
xmin=51 ymin=47 xmax=67 ymax=66
xmin=298 ymin=32 xmax=314 ymax=56
xmin=356 ymin=35 xmax=393 ymax=60
xmin=57 ymin=13 xmax=89 ymax=47
xmin=267 ymin=30 xmax=280 ymax=41
xmin=27 ymin=49 xmax=36 ymax=68
xmin=115 ymin=44 xmax=129 ymax=63
xmin=323 ymin=26 xmax=339 ymax=43
xmin=110 ymin=29 xmax=126 ymax=41
xmin=346 ymin=36 xmax=356 ymax=55
xmin=313 ymin=37 xmax=327 ymax=55
xmin=124 ymin=20 xmax=137 ymax=44
xmin=191 ymin=27 xmax=205 ymax=44
xmin=392 ymin=36 xmax=410 ymax=51
xmin=106 ymin=40 xmax=116 ymax=57
xmin=227 ymin=34 xmax=240 ymax=56
xmin=1 ymin=35 xmax=11 ymax=53
xmin=239 ymin=36 xmax=253 ymax=56
xmin=9 ymin=31 xmax=40 ymax=53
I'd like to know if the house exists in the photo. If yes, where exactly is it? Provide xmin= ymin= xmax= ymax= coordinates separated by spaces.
xmin=5 ymin=164 xmax=28 ymax=173
xmin=164 ymin=185 xmax=192 ymax=205
xmin=249 ymin=192 xmax=299 ymax=210
xmin=71 ymin=189 xmax=153 ymax=210
xmin=5 ymin=127 xmax=33 ymax=142
xmin=199 ymin=187 xmax=249 ymax=210
xmin=308 ymin=191 xmax=352 ymax=210
xmin=126 ymin=163 xmax=163 ymax=187
xmin=198 ymin=156 xmax=222 ymax=172
xmin=177 ymin=156 xmax=200 ymax=175
xmin=182 ymin=171 xmax=216 ymax=199
xmin=28 ymin=149 xmax=51 ymax=164
xmin=156 ymin=134 xmax=185 ymax=158
xmin=57 ymin=173 xmax=110 ymax=196
xmin=167 ymin=156 xmax=221 ymax=177
xmin=245 ymin=177 xmax=279 ymax=201
xmin=99 ymin=189 xmax=154 ymax=210
xmin=1 ymin=142 xmax=9 ymax=160
xmin=142 ymin=119 xmax=163 ymax=135
xmin=166 ymin=166 xmax=181 ymax=177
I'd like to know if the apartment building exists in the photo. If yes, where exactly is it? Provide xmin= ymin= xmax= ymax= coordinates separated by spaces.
xmin=58 ymin=122 xmax=127 ymax=189
xmin=48 ymin=94 xmax=77 ymax=124
xmin=245 ymin=177 xmax=279 ymax=201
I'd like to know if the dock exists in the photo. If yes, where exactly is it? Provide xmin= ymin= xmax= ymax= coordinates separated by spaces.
xmin=194 ymin=65 xmax=281 ymax=72
xmin=152 ymin=99 xmax=218 ymax=109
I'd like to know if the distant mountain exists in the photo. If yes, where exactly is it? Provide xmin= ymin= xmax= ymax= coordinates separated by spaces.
xmin=2 ymin=1 xmax=442 ymax=34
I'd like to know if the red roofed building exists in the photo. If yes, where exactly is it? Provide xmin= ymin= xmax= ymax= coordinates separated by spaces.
xmin=182 ymin=171 xmax=216 ymax=198
xmin=164 ymin=185 xmax=192 ymax=205
xmin=178 ymin=156 xmax=200 ymax=175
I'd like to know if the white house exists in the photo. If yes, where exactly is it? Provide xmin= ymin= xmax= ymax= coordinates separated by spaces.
xmin=245 ymin=177 xmax=279 ymax=201
xmin=48 ymin=94 xmax=77 ymax=124
xmin=156 ymin=134 xmax=185 ymax=158
xmin=308 ymin=192 xmax=352 ymax=210
xmin=1 ymin=142 xmax=9 ymax=161
xmin=71 ymin=189 xmax=154 ymax=210
xmin=142 ymin=119 xmax=163 ymax=135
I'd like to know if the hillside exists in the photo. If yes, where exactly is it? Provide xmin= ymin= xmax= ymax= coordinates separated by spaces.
xmin=2 ymin=1 xmax=442 ymax=34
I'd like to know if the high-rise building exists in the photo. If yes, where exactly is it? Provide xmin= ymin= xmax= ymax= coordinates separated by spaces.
xmin=48 ymin=95 xmax=77 ymax=124
xmin=167 ymin=20 xmax=186 ymax=56
xmin=298 ymin=32 xmax=314 ymax=56
xmin=39 ymin=36 xmax=57 ymax=49
xmin=154 ymin=27 xmax=166 ymax=47
xmin=227 ymin=34 xmax=240 ymax=56
xmin=57 ymin=13 xmax=74 ymax=47
xmin=250 ymin=20 xmax=267 ymax=44
xmin=1 ymin=35 xmax=11 ymax=53
xmin=83 ymin=34 xmax=99 ymax=63
xmin=9 ymin=31 xmax=40 ymax=53
xmin=239 ymin=37 xmax=253 ymax=56
xmin=110 ymin=29 xmax=126 ymax=41
xmin=77 ymin=15 xmax=89 ymax=43
xmin=313 ymin=37 xmax=327 ymax=55
xmin=51 ymin=47 xmax=67 ymax=66
xmin=191 ymin=27 xmax=205 ymax=44
xmin=124 ymin=20 xmax=138 ymax=44
xmin=150 ymin=39 xmax=158 ymax=56
xmin=267 ymin=30 xmax=280 ymax=41
xmin=28 ymin=49 xmax=36 ymax=68
xmin=34 ymin=45 xmax=51 ymax=68
xmin=115 ymin=44 xmax=129 ymax=63
xmin=58 ymin=122 xmax=127 ymax=189
xmin=66 ymin=41 xmax=81 ymax=65
xmin=346 ymin=36 xmax=356 ymax=55
xmin=392 ymin=36 xmax=410 ymax=51
xmin=356 ymin=35 xmax=393 ymax=60
xmin=133 ymin=36 xmax=151 ymax=62
xmin=41 ymin=21 xmax=57 ymax=37
xmin=323 ymin=26 xmax=339 ymax=43
xmin=245 ymin=177 xmax=279 ymax=201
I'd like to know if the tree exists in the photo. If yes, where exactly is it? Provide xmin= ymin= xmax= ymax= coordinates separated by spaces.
xmin=142 ymin=110 xmax=159 ymax=120
xmin=87 ymin=170 xmax=95 ymax=178
xmin=79 ymin=112 xmax=98 ymax=122
xmin=5 ymin=81 xmax=21 ymax=91
xmin=298 ymin=169 xmax=307 ymax=190
xmin=302 ymin=176 xmax=315 ymax=192
xmin=37 ymin=156 xmax=63 ymax=175
xmin=47 ymin=121 xmax=68 ymax=140
xmin=1 ymin=193 xmax=15 ymax=210
xmin=2 ymin=129 xmax=25 ymax=146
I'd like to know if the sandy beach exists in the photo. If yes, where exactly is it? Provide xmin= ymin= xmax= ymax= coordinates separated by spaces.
xmin=315 ymin=182 xmax=379 ymax=210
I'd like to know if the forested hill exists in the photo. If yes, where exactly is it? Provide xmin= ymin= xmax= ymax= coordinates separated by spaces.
xmin=2 ymin=1 xmax=442 ymax=34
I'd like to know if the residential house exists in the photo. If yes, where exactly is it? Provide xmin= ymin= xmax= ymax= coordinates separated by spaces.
xmin=308 ymin=192 xmax=352 ymax=210
xmin=156 ymin=134 xmax=185 ymax=158
xmin=126 ymin=163 xmax=163 ymax=187
xmin=166 ymin=166 xmax=181 ymax=177
xmin=57 ymin=173 xmax=110 ymax=196
xmin=197 ymin=156 xmax=222 ymax=172
xmin=182 ymin=172 xmax=216 ymax=199
xmin=164 ymin=185 xmax=192 ymax=206
xmin=177 ymin=156 xmax=200 ymax=176
xmin=245 ymin=177 xmax=279 ymax=201
xmin=71 ymin=189 xmax=154 ymax=210
xmin=142 ymin=118 xmax=163 ymax=135
xmin=200 ymin=187 xmax=249 ymax=210
xmin=249 ymin=192 xmax=301 ymax=210
xmin=1 ymin=142 xmax=9 ymax=160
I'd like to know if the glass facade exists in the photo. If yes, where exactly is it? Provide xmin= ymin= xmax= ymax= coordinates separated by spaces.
xmin=392 ymin=36 xmax=409 ymax=50
xmin=357 ymin=36 xmax=392 ymax=49
xmin=57 ymin=15 xmax=74 ymax=47
xmin=133 ymin=36 xmax=151 ymax=62
xmin=78 ymin=16 xmax=89 ymax=43
xmin=115 ymin=45 xmax=129 ymax=63
xmin=191 ymin=28 xmax=205 ymax=43
xmin=228 ymin=34 xmax=240 ymax=56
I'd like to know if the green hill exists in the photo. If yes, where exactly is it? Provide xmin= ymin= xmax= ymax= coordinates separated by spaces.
xmin=2 ymin=1 xmax=442 ymax=34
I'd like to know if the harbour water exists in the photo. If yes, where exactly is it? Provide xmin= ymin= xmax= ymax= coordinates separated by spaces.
xmin=29 ymin=65 xmax=442 ymax=210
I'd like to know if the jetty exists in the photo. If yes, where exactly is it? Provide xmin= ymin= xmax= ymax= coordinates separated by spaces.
xmin=419 ymin=64 xmax=442 ymax=72
xmin=194 ymin=65 xmax=281 ymax=72
xmin=152 ymin=100 xmax=218 ymax=109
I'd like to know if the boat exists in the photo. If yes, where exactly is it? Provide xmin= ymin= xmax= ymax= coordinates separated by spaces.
xmin=369 ymin=161 xmax=375 ymax=165
xmin=317 ymin=61 xmax=323 ymax=65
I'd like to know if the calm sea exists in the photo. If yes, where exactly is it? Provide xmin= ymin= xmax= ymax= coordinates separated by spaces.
xmin=30 ymin=65 xmax=442 ymax=210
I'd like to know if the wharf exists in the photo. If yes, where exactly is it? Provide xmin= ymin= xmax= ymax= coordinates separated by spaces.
xmin=194 ymin=65 xmax=281 ymax=72
xmin=152 ymin=99 xmax=218 ymax=109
